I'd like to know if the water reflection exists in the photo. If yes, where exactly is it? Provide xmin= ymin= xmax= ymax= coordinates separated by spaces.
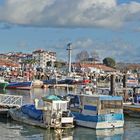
xmin=73 ymin=127 xmax=124 ymax=140
xmin=21 ymin=126 xmax=73 ymax=140
xmin=0 ymin=118 xmax=124 ymax=140
xmin=4 ymin=88 xmax=49 ymax=104
xmin=0 ymin=116 xmax=125 ymax=140
xmin=0 ymin=89 xmax=7 ymax=94
xmin=0 ymin=117 xmax=74 ymax=140
xmin=123 ymin=117 xmax=140 ymax=140
xmin=2 ymin=88 xmax=73 ymax=103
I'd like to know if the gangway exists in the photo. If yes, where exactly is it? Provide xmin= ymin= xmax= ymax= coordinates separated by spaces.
xmin=0 ymin=94 xmax=23 ymax=108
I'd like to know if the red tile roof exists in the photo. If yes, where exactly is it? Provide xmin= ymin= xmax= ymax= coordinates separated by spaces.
xmin=0 ymin=59 xmax=19 ymax=67
xmin=127 ymin=64 xmax=140 ymax=70
xmin=74 ymin=63 xmax=116 ymax=72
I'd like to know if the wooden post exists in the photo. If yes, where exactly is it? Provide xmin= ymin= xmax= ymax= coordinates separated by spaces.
xmin=110 ymin=74 xmax=115 ymax=96
xmin=137 ymin=73 xmax=140 ymax=84
xmin=123 ymin=74 xmax=127 ymax=102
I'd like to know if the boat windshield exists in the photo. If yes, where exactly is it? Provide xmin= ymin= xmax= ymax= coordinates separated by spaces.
xmin=101 ymin=100 xmax=122 ymax=109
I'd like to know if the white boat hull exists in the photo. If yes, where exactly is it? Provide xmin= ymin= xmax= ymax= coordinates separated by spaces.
xmin=16 ymin=87 xmax=32 ymax=90
xmin=75 ymin=120 xmax=124 ymax=129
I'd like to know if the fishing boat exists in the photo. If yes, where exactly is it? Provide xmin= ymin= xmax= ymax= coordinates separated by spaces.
xmin=0 ymin=77 xmax=9 ymax=90
xmin=32 ymin=79 xmax=44 ymax=88
xmin=6 ymin=81 xmax=32 ymax=90
xmin=123 ymin=103 xmax=140 ymax=117
xmin=9 ymin=95 xmax=74 ymax=129
xmin=123 ymin=87 xmax=140 ymax=117
xmin=126 ymin=76 xmax=138 ymax=88
xmin=66 ymin=93 xmax=124 ymax=129
xmin=78 ymin=84 xmax=95 ymax=95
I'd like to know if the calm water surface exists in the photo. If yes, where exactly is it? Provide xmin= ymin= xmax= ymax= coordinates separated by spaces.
xmin=0 ymin=88 xmax=139 ymax=140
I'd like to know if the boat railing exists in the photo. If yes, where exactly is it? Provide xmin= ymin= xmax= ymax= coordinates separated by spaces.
xmin=0 ymin=94 xmax=23 ymax=108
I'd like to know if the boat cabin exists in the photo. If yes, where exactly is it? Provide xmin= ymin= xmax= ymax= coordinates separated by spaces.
xmin=36 ymin=95 xmax=74 ymax=129
xmin=67 ymin=94 xmax=123 ymax=114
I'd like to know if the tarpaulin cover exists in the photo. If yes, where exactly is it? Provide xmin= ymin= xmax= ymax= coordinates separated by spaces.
xmin=21 ymin=104 xmax=43 ymax=120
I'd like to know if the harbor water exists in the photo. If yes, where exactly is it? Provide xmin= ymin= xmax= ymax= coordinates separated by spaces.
xmin=0 ymin=88 xmax=140 ymax=140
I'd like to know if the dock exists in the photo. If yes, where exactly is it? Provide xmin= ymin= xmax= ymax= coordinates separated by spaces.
xmin=0 ymin=94 xmax=23 ymax=115
xmin=48 ymin=84 xmax=77 ymax=89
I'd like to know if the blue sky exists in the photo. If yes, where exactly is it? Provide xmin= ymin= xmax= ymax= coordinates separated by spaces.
xmin=0 ymin=0 xmax=140 ymax=63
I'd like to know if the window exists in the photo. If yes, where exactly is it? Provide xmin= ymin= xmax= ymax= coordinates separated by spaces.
xmin=101 ymin=100 xmax=122 ymax=109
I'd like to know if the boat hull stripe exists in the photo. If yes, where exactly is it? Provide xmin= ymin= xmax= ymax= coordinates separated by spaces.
xmin=84 ymin=105 xmax=96 ymax=111
xmin=72 ymin=112 xmax=124 ymax=122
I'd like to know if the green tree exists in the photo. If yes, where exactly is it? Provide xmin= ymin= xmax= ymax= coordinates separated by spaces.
xmin=23 ymin=59 xmax=36 ymax=64
xmin=54 ymin=61 xmax=66 ymax=68
xmin=75 ymin=50 xmax=89 ymax=62
xmin=103 ymin=57 xmax=116 ymax=68
xmin=90 ymin=50 xmax=100 ymax=61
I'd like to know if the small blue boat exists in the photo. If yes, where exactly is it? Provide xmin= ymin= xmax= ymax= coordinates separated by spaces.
xmin=66 ymin=94 xmax=124 ymax=129
xmin=6 ymin=81 xmax=32 ymax=90
xmin=9 ymin=95 xmax=74 ymax=129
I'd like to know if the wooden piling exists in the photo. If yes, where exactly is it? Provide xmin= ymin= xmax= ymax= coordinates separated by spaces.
xmin=110 ymin=74 xmax=116 ymax=96
xmin=123 ymin=74 xmax=127 ymax=102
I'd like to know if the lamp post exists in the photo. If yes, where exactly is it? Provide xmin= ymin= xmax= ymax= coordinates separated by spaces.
xmin=67 ymin=43 xmax=72 ymax=75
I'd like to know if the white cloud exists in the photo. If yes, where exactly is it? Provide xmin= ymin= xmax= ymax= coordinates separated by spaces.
xmin=0 ymin=0 xmax=140 ymax=28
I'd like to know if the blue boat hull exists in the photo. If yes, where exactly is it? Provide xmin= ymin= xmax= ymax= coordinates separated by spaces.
xmin=72 ymin=112 xmax=124 ymax=129
xmin=7 ymin=81 xmax=32 ymax=90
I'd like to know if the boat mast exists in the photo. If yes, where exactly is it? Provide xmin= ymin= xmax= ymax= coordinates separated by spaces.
xmin=67 ymin=43 xmax=72 ymax=75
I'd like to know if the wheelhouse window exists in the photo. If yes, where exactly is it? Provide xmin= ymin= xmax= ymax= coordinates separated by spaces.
xmin=101 ymin=100 xmax=122 ymax=109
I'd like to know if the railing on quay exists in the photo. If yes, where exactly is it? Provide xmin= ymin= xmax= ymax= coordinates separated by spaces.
xmin=0 ymin=94 xmax=23 ymax=108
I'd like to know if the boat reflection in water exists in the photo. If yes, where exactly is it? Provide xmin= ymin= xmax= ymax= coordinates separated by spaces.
xmin=0 ymin=116 xmax=124 ymax=140
xmin=73 ymin=127 xmax=124 ymax=140
xmin=0 ymin=118 xmax=73 ymax=140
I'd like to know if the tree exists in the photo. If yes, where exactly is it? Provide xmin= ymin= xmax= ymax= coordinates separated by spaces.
xmin=54 ymin=61 xmax=66 ymax=68
xmin=90 ymin=50 xmax=100 ymax=61
xmin=103 ymin=57 xmax=116 ymax=68
xmin=75 ymin=50 xmax=89 ymax=62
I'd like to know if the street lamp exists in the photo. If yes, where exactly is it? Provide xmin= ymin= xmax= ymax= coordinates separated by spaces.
xmin=67 ymin=43 xmax=72 ymax=75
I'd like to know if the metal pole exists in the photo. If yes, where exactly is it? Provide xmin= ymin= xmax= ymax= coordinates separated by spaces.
xmin=123 ymin=74 xmax=127 ymax=102
xmin=67 ymin=43 xmax=72 ymax=74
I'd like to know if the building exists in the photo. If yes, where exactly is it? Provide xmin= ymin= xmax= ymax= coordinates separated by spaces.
xmin=32 ymin=49 xmax=56 ymax=70
xmin=73 ymin=63 xmax=117 ymax=74
xmin=0 ymin=54 xmax=8 ymax=60
xmin=0 ymin=58 xmax=20 ymax=74
xmin=82 ymin=58 xmax=101 ymax=64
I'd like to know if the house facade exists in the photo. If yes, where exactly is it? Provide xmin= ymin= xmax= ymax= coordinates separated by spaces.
xmin=32 ymin=49 xmax=56 ymax=70
xmin=74 ymin=63 xmax=117 ymax=74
